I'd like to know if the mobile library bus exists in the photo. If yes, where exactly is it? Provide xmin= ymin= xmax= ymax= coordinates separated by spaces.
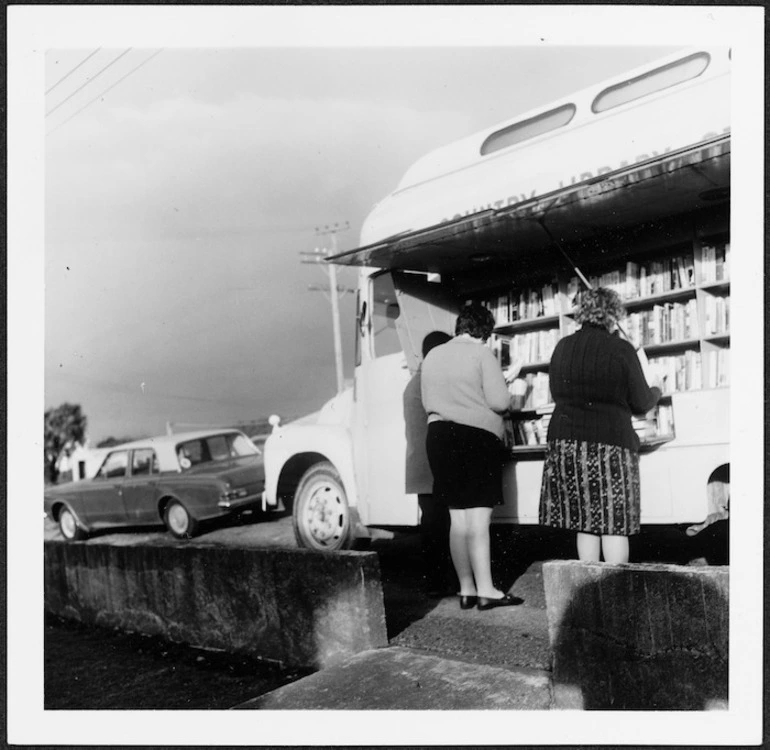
xmin=263 ymin=47 xmax=731 ymax=550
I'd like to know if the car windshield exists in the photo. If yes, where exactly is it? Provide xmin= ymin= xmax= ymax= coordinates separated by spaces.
xmin=175 ymin=432 xmax=258 ymax=470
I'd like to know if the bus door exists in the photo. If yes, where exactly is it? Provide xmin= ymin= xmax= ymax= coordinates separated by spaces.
xmin=355 ymin=270 xmax=456 ymax=526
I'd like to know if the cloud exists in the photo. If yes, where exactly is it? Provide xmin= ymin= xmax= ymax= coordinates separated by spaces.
xmin=47 ymin=90 xmax=470 ymax=243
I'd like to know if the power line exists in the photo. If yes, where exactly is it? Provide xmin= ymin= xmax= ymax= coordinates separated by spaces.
xmin=45 ymin=48 xmax=102 ymax=95
xmin=50 ymin=369 xmax=252 ymax=407
xmin=47 ymin=49 xmax=163 ymax=136
xmin=46 ymin=48 xmax=133 ymax=118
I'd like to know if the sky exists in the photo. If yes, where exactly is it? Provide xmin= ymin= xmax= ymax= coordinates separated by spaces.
xmin=43 ymin=42 xmax=691 ymax=443
xmin=9 ymin=5 xmax=766 ymax=746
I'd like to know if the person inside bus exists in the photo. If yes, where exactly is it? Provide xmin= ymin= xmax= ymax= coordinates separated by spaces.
xmin=539 ymin=287 xmax=662 ymax=563
xmin=421 ymin=302 xmax=525 ymax=611
xmin=403 ymin=329 xmax=454 ymax=598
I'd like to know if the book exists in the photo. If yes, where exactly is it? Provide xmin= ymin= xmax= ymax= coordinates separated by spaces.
xmin=717 ymin=348 xmax=730 ymax=387
xmin=701 ymin=244 xmax=716 ymax=283
xmin=715 ymin=245 xmax=726 ymax=282
xmin=625 ymin=261 xmax=640 ymax=298
xmin=522 ymin=421 xmax=538 ymax=446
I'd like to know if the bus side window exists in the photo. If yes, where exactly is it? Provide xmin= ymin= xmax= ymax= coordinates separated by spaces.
xmin=592 ymin=52 xmax=710 ymax=113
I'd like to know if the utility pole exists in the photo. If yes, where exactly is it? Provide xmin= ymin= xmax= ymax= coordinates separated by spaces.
xmin=300 ymin=223 xmax=355 ymax=395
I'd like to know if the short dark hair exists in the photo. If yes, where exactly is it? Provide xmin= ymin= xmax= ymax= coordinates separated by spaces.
xmin=574 ymin=287 xmax=626 ymax=330
xmin=455 ymin=302 xmax=495 ymax=341
xmin=422 ymin=330 xmax=452 ymax=358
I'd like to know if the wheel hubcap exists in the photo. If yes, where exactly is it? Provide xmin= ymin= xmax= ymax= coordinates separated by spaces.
xmin=304 ymin=482 xmax=346 ymax=547
xmin=60 ymin=510 xmax=76 ymax=539
xmin=167 ymin=504 xmax=189 ymax=535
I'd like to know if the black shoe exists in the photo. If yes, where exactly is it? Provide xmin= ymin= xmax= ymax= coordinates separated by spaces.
xmin=459 ymin=595 xmax=478 ymax=610
xmin=477 ymin=593 xmax=524 ymax=610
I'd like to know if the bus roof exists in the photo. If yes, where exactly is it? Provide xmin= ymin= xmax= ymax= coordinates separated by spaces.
xmin=329 ymin=47 xmax=730 ymax=277
xmin=329 ymin=137 xmax=729 ymax=277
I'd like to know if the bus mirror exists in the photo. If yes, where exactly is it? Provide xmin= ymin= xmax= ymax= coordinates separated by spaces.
xmin=359 ymin=301 xmax=368 ymax=333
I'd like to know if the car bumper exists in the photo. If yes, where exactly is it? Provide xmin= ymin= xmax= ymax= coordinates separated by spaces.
xmin=216 ymin=493 xmax=263 ymax=511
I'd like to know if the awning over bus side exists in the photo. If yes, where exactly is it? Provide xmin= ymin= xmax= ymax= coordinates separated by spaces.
xmin=327 ymin=136 xmax=730 ymax=278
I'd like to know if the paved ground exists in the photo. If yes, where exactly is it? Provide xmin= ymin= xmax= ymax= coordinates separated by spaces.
xmin=45 ymin=612 xmax=311 ymax=710
xmin=44 ymin=512 xmax=728 ymax=710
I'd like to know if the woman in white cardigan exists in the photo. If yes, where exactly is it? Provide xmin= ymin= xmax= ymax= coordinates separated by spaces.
xmin=421 ymin=302 xmax=523 ymax=611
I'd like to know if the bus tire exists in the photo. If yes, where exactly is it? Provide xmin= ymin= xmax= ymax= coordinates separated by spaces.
xmin=293 ymin=462 xmax=354 ymax=551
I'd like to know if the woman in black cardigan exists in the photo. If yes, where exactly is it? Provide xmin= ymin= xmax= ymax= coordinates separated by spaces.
xmin=539 ymin=287 xmax=661 ymax=563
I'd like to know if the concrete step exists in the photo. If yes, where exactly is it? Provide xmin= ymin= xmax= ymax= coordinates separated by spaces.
xmin=234 ymin=646 xmax=552 ymax=710
xmin=391 ymin=597 xmax=551 ymax=672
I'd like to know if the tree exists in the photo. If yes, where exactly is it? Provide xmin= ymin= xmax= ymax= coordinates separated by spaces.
xmin=44 ymin=403 xmax=87 ymax=484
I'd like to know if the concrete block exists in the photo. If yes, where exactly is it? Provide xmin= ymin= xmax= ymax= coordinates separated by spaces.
xmin=543 ymin=560 xmax=728 ymax=710
xmin=44 ymin=540 xmax=387 ymax=670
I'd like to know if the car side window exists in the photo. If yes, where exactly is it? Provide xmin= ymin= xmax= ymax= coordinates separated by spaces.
xmin=177 ymin=440 xmax=207 ymax=468
xmin=207 ymin=435 xmax=230 ymax=461
xmin=132 ymin=449 xmax=156 ymax=477
xmin=96 ymin=451 xmax=129 ymax=479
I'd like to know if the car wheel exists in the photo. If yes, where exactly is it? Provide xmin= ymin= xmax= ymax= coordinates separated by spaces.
xmin=293 ymin=462 xmax=354 ymax=551
xmin=58 ymin=507 xmax=87 ymax=542
xmin=164 ymin=500 xmax=199 ymax=539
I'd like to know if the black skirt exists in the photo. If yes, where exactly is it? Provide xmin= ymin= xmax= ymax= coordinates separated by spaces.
xmin=539 ymin=438 xmax=641 ymax=535
xmin=426 ymin=420 xmax=505 ymax=509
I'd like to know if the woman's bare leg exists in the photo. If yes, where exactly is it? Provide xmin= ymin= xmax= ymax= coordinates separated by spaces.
xmin=466 ymin=507 xmax=503 ymax=598
xmin=601 ymin=534 xmax=629 ymax=564
xmin=577 ymin=532 xmax=601 ymax=561
xmin=448 ymin=509 xmax=476 ymax=595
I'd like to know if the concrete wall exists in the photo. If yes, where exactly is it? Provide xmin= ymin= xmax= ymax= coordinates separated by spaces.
xmin=543 ymin=560 xmax=728 ymax=710
xmin=44 ymin=540 xmax=388 ymax=670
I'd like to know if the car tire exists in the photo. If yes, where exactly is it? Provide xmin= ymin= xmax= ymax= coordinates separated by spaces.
xmin=293 ymin=461 xmax=354 ymax=551
xmin=163 ymin=500 xmax=199 ymax=539
xmin=58 ymin=506 xmax=88 ymax=542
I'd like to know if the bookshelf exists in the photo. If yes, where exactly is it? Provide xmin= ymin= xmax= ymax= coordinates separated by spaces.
xmin=483 ymin=228 xmax=730 ymax=456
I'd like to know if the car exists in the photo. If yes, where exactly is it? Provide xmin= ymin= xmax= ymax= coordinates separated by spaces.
xmin=44 ymin=429 xmax=267 ymax=541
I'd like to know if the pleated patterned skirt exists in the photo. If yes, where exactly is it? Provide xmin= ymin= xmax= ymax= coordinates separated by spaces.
xmin=539 ymin=438 xmax=641 ymax=536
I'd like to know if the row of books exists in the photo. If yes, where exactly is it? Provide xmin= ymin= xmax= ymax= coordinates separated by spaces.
xmin=506 ymin=329 xmax=561 ymax=364
xmin=624 ymin=299 xmax=699 ymax=348
xmin=705 ymin=348 xmax=730 ymax=388
xmin=700 ymin=242 xmax=730 ymax=284
xmin=507 ymin=404 xmax=675 ymax=447
xmin=633 ymin=404 xmax=675 ymax=441
xmin=649 ymin=351 xmax=703 ymax=393
xmin=485 ymin=242 xmax=729 ymax=327
xmin=510 ymin=372 xmax=552 ymax=410
xmin=578 ymin=254 xmax=697 ymax=302
xmin=486 ymin=282 xmax=560 ymax=325
xmin=505 ymin=414 xmax=551 ymax=448
xmin=702 ymin=293 xmax=730 ymax=335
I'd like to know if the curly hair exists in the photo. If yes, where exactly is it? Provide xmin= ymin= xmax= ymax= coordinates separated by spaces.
xmin=574 ymin=287 xmax=626 ymax=330
xmin=455 ymin=302 xmax=495 ymax=341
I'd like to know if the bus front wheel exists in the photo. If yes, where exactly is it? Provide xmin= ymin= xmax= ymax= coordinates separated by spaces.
xmin=293 ymin=462 xmax=354 ymax=551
